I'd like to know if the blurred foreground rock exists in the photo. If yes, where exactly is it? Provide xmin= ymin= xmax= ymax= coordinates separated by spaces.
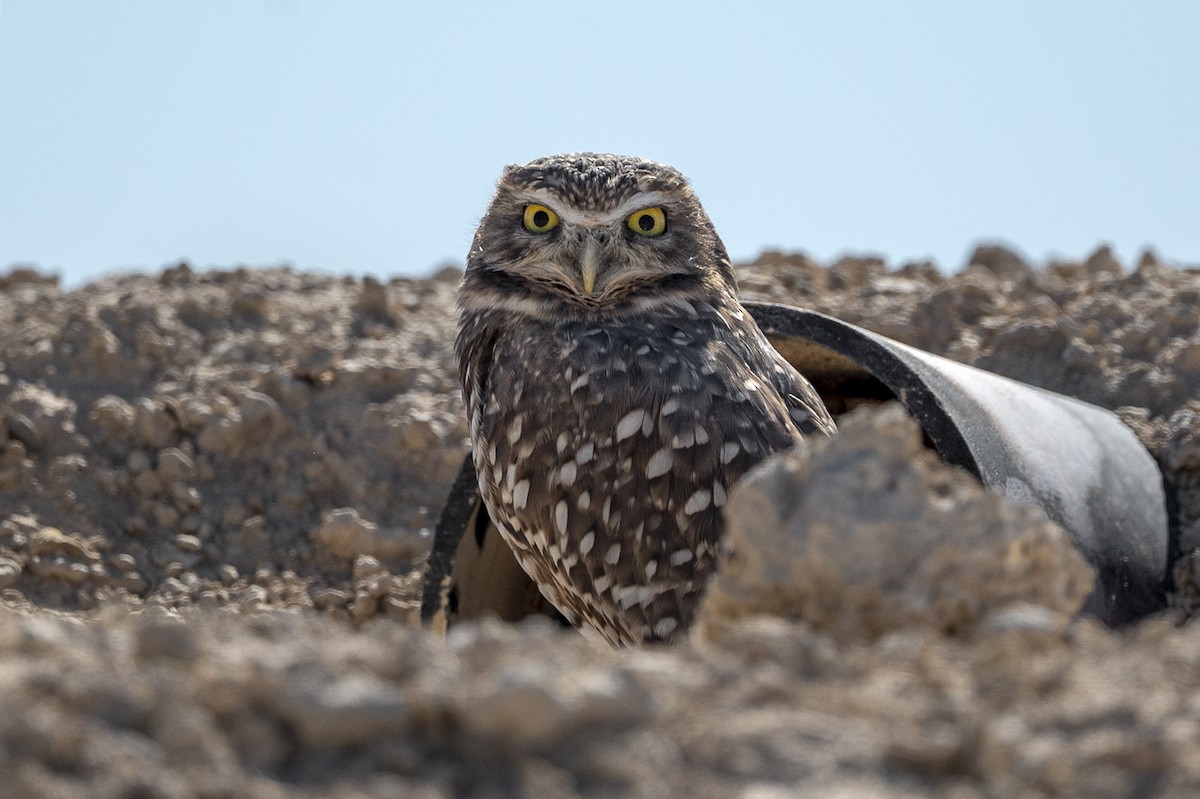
xmin=697 ymin=405 xmax=1095 ymax=643
xmin=3 ymin=607 xmax=1200 ymax=798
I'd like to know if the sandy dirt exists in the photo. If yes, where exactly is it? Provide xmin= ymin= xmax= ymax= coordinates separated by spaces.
xmin=0 ymin=244 xmax=1198 ymax=797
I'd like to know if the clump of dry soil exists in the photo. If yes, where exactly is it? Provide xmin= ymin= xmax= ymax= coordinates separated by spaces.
xmin=0 ymin=244 xmax=1198 ymax=798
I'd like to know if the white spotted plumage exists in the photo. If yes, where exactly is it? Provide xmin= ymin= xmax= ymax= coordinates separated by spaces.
xmin=456 ymin=153 xmax=835 ymax=645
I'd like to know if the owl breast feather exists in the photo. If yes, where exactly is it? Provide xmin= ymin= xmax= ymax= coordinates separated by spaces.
xmin=464 ymin=307 xmax=802 ymax=645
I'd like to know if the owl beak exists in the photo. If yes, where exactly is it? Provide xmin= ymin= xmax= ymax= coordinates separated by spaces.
xmin=578 ymin=236 xmax=601 ymax=294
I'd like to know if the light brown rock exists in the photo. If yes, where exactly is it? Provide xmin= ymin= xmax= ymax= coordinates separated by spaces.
xmin=696 ymin=404 xmax=1096 ymax=642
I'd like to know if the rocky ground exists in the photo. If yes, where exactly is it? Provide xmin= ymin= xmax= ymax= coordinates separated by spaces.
xmin=0 ymin=244 xmax=1198 ymax=797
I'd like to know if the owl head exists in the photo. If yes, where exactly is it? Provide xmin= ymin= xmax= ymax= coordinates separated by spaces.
xmin=461 ymin=153 xmax=737 ymax=316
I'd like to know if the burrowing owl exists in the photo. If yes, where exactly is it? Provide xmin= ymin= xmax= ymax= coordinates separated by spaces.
xmin=456 ymin=153 xmax=834 ymax=645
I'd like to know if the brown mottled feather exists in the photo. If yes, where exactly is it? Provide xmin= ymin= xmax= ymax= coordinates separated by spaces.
xmin=456 ymin=153 xmax=833 ymax=645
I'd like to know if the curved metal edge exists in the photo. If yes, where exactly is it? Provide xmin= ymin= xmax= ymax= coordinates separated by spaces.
xmin=745 ymin=301 xmax=1169 ymax=623
xmin=419 ymin=454 xmax=479 ymax=632
xmin=747 ymin=302 xmax=982 ymax=479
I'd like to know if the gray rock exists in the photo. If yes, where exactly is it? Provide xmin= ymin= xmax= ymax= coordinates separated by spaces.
xmin=156 ymin=447 xmax=196 ymax=482
xmin=312 ymin=508 xmax=432 ymax=563
xmin=132 ymin=397 xmax=179 ymax=450
xmin=696 ymin=404 xmax=1096 ymax=642
xmin=967 ymin=242 xmax=1029 ymax=278
xmin=4 ymin=383 xmax=79 ymax=454
xmin=276 ymin=673 xmax=413 ymax=749
xmin=457 ymin=658 xmax=652 ymax=751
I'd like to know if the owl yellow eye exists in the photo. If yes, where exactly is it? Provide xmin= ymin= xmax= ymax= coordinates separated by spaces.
xmin=627 ymin=207 xmax=667 ymax=237
xmin=522 ymin=204 xmax=560 ymax=233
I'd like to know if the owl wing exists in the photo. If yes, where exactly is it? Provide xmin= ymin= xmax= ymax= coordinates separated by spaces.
xmin=455 ymin=311 xmax=499 ymax=426
xmin=767 ymin=349 xmax=836 ymax=437
xmin=727 ymin=303 xmax=836 ymax=439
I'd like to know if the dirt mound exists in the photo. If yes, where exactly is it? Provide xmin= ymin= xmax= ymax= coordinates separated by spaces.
xmin=0 ymin=244 xmax=1198 ymax=797
xmin=1 ymin=265 xmax=465 ymax=622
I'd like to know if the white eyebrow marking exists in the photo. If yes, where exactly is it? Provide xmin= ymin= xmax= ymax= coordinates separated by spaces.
xmin=521 ymin=190 xmax=672 ymax=226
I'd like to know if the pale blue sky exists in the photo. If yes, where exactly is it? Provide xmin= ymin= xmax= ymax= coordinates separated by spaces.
xmin=2 ymin=2 xmax=1197 ymax=287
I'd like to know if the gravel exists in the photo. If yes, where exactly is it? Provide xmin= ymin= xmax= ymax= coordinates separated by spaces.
xmin=0 ymin=243 xmax=1198 ymax=797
